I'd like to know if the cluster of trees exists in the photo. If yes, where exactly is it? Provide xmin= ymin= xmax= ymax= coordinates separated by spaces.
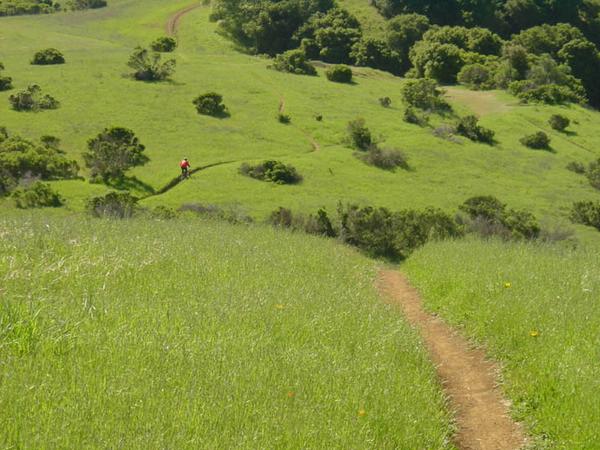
xmin=0 ymin=0 xmax=106 ymax=16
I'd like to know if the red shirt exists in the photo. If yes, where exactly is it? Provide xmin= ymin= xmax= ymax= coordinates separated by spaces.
xmin=180 ymin=160 xmax=190 ymax=169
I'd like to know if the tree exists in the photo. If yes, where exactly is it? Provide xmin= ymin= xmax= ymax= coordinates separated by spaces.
xmin=558 ymin=38 xmax=600 ymax=107
xmin=271 ymin=49 xmax=317 ymax=75
xmin=83 ymin=127 xmax=147 ymax=181
xmin=350 ymin=38 xmax=402 ymax=74
xmin=127 ymin=47 xmax=175 ymax=81
xmin=401 ymin=78 xmax=449 ymax=110
xmin=409 ymin=41 xmax=465 ymax=83
xmin=31 ymin=48 xmax=65 ymax=65
xmin=386 ymin=13 xmax=430 ymax=69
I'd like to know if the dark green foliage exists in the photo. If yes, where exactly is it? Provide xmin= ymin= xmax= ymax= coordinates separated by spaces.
xmin=549 ymin=114 xmax=570 ymax=131
xmin=379 ymin=97 xmax=392 ymax=107
xmin=151 ymin=36 xmax=177 ymax=52
xmin=460 ymin=196 xmax=540 ymax=240
xmin=0 ymin=0 xmax=104 ymax=16
xmin=11 ymin=182 xmax=63 ymax=208
xmin=458 ymin=63 xmax=495 ymax=90
xmin=403 ymin=107 xmax=428 ymax=126
xmin=325 ymin=65 xmax=352 ymax=83
xmin=557 ymin=38 xmax=600 ymax=108
xmin=566 ymin=161 xmax=586 ymax=174
xmin=509 ymin=81 xmax=587 ymax=105
xmin=127 ymin=46 xmax=175 ymax=81
xmin=587 ymin=159 xmax=600 ymax=190
xmin=350 ymin=38 xmax=402 ymax=74
xmin=347 ymin=118 xmax=372 ymax=150
xmin=570 ymin=201 xmax=600 ymax=230
xmin=87 ymin=192 xmax=138 ymax=219
xmin=338 ymin=204 xmax=463 ymax=260
xmin=8 ymin=85 xmax=59 ymax=111
xmin=520 ymin=131 xmax=551 ymax=150
xmin=68 ymin=0 xmax=107 ymax=10
xmin=355 ymin=146 xmax=409 ymax=171
xmin=271 ymin=50 xmax=317 ymax=75
xmin=385 ymin=13 xmax=430 ymax=72
xmin=409 ymin=41 xmax=465 ymax=83
xmin=456 ymin=115 xmax=495 ymax=144
xmin=0 ymin=130 xmax=79 ymax=194
xmin=0 ymin=62 xmax=12 ymax=91
xmin=193 ymin=92 xmax=229 ymax=117
xmin=277 ymin=113 xmax=291 ymax=124
xmin=268 ymin=207 xmax=336 ymax=237
xmin=401 ymin=78 xmax=449 ymax=111
xmin=239 ymin=160 xmax=302 ymax=184
xmin=31 ymin=48 xmax=65 ymax=65
xmin=83 ymin=127 xmax=147 ymax=181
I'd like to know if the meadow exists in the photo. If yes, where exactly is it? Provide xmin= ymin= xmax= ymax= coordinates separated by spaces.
xmin=404 ymin=239 xmax=600 ymax=449
xmin=0 ymin=214 xmax=456 ymax=449
xmin=0 ymin=0 xmax=599 ymax=238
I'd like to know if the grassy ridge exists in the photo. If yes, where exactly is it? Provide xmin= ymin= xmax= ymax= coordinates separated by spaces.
xmin=0 ymin=1 xmax=599 ymax=238
xmin=404 ymin=239 xmax=600 ymax=449
xmin=0 ymin=215 xmax=455 ymax=449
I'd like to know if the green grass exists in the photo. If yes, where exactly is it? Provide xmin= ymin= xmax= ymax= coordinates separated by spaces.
xmin=403 ymin=238 xmax=600 ymax=449
xmin=1 ymin=0 xmax=600 ymax=245
xmin=0 ymin=214 xmax=456 ymax=449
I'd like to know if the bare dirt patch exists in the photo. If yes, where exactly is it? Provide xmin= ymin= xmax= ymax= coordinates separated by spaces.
xmin=377 ymin=270 xmax=526 ymax=450
xmin=444 ymin=87 xmax=514 ymax=116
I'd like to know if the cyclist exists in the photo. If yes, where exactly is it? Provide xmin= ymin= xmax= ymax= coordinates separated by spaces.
xmin=180 ymin=158 xmax=191 ymax=179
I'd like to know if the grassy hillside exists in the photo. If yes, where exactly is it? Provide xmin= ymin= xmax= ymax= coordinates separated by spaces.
xmin=0 ymin=214 xmax=455 ymax=449
xmin=404 ymin=239 xmax=600 ymax=449
xmin=0 ymin=0 xmax=599 ymax=241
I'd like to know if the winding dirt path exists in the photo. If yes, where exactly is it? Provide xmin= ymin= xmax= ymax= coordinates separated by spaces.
xmin=166 ymin=3 xmax=202 ymax=36
xmin=377 ymin=270 xmax=526 ymax=450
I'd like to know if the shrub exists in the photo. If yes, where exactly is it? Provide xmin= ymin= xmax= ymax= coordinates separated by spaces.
xmin=587 ymin=159 xmax=600 ymax=190
xmin=509 ymin=81 xmax=586 ymax=105
xmin=355 ymin=146 xmax=408 ymax=171
xmin=239 ymin=160 xmax=302 ymax=185
xmin=456 ymin=115 xmax=495 ymax=144
xmin=278 ymin=113 xmax=291 ymax=124
xmin=325 ymin=65 xmax=353 ymax=83
xmin=457 ymin=63 xmax=495 ymax=90
xmin=271 ymin=50 xmax=317 ymax=76
xmin=379 ymin=97 xmax=391 ymax=107
xmin=31 ymin=48 xmax=65 ymax=65
xmin=566 ymin=161 xmax=586 ymax=174
xmin=0 ymin=62 xmax=12 ymax=91
xmin=87 ymin=192 xmax=138 ymax=219
xmin=151 ymin=36 xmax=177 ymax=52
xmin=8 ymin=85 xmax=59 ymax=111
xmin=315 ymin=113 xmax=323 ymax=121
xmin=520 ymin=131 xmax=551 ymax=150
xmin=403 ymin=107 xmax=428 ymax=126
xmin=347 ymin=118 xmax=372 ymax=150
xmin=268 ymin=207 xmax=337 ymax=237
xmin=193 ymin=92 xmax=229 ymax=117
xmin=83 ymin=127 xmax=147 ymax=181
xmin=459 ymin=196 xmax=540 ymax=240
xmin=570 ymin=201 xmax=600 ymax=230
xmin=128 ymin=46 xmax=175 ymax=81
xmin=401 ymin=78 xmax=449 ymax=111
xmin=549 ymin=114 xmax=570 ymax=132
xmin=12 ymin=182 xmax=63 ymax=208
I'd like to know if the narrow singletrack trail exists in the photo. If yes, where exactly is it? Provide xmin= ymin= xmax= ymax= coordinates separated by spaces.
xmin=377 ymin=270 xmax=526 ymax=450
xmin=166 ymin=3 xmax=202 ymax=36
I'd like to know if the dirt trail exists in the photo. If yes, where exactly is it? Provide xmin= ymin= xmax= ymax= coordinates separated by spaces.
xmin=166 ymin=3 xmax=202 ymax=36
xmin=279 ymin=96 xmax=321 ymax=152
xmin=377 ymin=270 xmax=526 ymax=450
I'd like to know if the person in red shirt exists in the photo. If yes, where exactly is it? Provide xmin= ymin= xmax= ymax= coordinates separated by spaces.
xmin=180 ymin=158 xmax=191 ymax=179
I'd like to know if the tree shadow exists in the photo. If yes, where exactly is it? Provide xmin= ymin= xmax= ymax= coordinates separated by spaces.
xmin=106 ymin=175 xmax=155 ymax=195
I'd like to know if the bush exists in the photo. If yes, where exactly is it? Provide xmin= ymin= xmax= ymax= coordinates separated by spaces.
xmin=278 ymin=113 xmax=291 ymax=124
xmin=239 ymin=160 xmax=302 ymax=184
xmin=520 ymin=131 xmax=551 ymax=150
xmin=12 ymin=182 xmax=63 ymax=208
xmin=570 ymin=201 xmax=600 ymax=230
xmin=325 ymin=65 xmax=353 ymax=83
xmin=549 ymin=114 xmax=570 ymax=132
xmin=271 ymin=50 xmax=317 ymax=76
xmin=347 ymin=118 xmax=372 ymax=150
xmin=193 ymin=92 xmax=229 ymax=117
xmin=83 ymin=127 xmax=147 ymax=180
xmin=31 ymin=48 xmax=65 ymax=65
xmin=403 ymin=107 xmax=428 ymax=126
xmin=268 ymin=207 xmax=336 ymax=237
xmin=457 ymin=63 xmax=495 ymax=90
xmin=509 ymin=81 xmax=586 ymax=105
xmin=128 ymin=46 xmax=175 ymax=81
xmin=401 ymin=78 xmax=449 ymax=111
xmin=379 ymin=97 xmax=391 ymax=107
xmin=456 ymin=115 xmax=495 ymax=144
xmin=88 ymin=192 xmax=138 ymax=219
xmin=151 ymin=36 xmax=177 ymax=52
xmin=459 ymin=196 xmax=540 ymax=240
xmin=587 ymin=159 xmax=600 ymax=190
xmin=8 ymin=85 xmax=59 ymax=111
xmin=0 ymin=62 xmax=12 ymax=91
xmin=566 ymin=161 xmax=586 ymax=174
xmin=355 ymin=146 xmax=408 ymax=171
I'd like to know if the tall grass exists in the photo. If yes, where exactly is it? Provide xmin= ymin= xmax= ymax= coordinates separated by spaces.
xmin=0 ymin=215 xmax=455 ymax=449
xmin=404 ymin=238 xmax=600 ymax=449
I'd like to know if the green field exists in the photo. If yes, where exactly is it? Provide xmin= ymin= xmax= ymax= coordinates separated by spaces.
xmin=0 ymin=214 xmax=455 ymax=449
xmin=405 ymin=239 xmax=600 ymax=449
xmin=1 ymin=0 xmax=599 ymax=236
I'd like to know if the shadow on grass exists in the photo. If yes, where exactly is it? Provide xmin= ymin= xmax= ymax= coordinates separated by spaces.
xmin=105 ymin=176 xmax=155 ymax=195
